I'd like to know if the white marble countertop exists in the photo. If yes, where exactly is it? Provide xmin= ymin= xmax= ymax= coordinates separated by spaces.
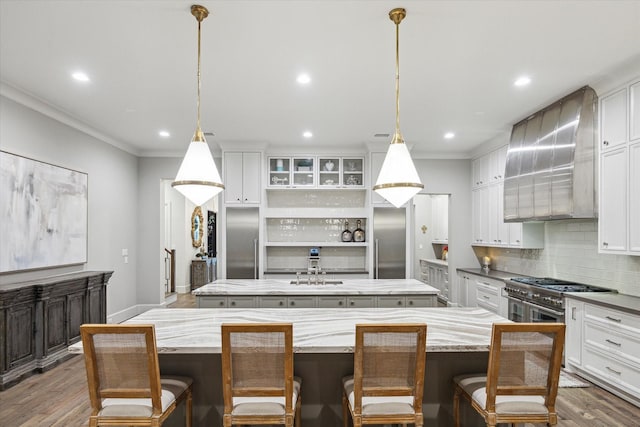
xmin=192 ymin=279 xmax=439 ymax=296
xmin=69 ymin=307 xmax=507 ymax=354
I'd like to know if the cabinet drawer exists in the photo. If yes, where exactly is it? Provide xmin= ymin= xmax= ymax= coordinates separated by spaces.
xmin=347 ymin=296 xmax=375 ymax=308
xmin=476 ymin=283 xmax=499 ymax=310
xmin=260 ymin=296 xmax=287 ymax=308
xmin=407 ymin=296 xmax=436 ymax=307
xmin=377 ymin=296 xmax=405 ymax=308
xmin=318 ymin=296 xmax=346 ymax=308
xmin=585 ymin=304 xmax=640 ymax=334
xmin=287 ymin=296 xmax=316 ymax=308
xmin=583 ymin=346 xmax=640 ymax=397
xmin=228 ymin=297 xmax=256 ymax=308
xmin=198 ymin=297 xmax=227 ymax=308
xmin=585 ymin=321 xmax=640 ymax=365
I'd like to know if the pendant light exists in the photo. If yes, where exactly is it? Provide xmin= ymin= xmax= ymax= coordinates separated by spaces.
xmin=373 ymin=7 xmax=423 ymax=208
xmin=172 ymin=4 xmax=224 ymax=206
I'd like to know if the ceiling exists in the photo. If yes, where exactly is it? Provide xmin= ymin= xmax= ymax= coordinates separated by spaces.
xmin=1 ymin=0 xmax=639 ymax=158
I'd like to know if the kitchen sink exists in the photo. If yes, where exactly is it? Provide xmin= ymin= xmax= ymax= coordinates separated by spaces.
xmin=289 ymin=280 xmax=342 ymax=285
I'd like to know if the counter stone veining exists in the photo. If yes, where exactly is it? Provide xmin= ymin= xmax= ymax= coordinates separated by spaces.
xmin=192 ymin=278 xmax=439 ymax=296
xmin=68 ymin=307 xmax=507 ymax=354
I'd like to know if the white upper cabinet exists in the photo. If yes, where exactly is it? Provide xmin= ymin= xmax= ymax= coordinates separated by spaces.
xmin=600 ymin=148 xmax=628 ymax=252
xmin=472 ymin=154 xmax=490 ymax=188
xmin=471 ymin=144 xmax=543 ymax=248
xmin=489 ymin=145 xmax=508 ymax=183
xmin=599 ymin=78 xmax=640 ymax=255
xmin=631 ymin=82 xmax=640 ymax=142
xmin=224 ymin=152 xmax=261 ymax=204
xmin=629 ymin=142 xmax=640 ymax=253
xmin=600 ymin=88 xmax=628 ymax=151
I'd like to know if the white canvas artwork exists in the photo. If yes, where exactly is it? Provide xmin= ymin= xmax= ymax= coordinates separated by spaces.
xmin=0 ymin=151 xmax=88 ymax=273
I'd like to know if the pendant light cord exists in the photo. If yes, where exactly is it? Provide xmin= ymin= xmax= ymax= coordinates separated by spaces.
xmin=196 ymin=16 xmax=202 ymax=136
xmin=394 ymin=19 xmax=401 ymax=141
xmin=191 ymin=5 xmax=208 ymax=142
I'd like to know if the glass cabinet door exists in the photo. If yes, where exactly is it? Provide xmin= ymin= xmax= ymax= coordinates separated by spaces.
xmin=342 ymin=157 xmax=364 ymax=187
xmin=268 ymin=157 xmax=291 ymax=187
xmin=318 ymin=157 xmax=340 ymax=187
xmin=292 ymin=157 xmax=315 ymax=186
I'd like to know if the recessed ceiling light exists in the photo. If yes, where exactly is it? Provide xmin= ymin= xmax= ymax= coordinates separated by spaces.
xmin=514 ymin=76 xmax=531 ymax=87
xmin=303 ymin=131 xmax=313 ymax=138
xmin=296 ymin=73 xmax=311 ymax=85
xmin=159 ymin=130 xmax=170 ymax=138
xmin=444 ymin=132 xmax=455 ymax=139
xmin=72 ymin=71 xmax=90 ymax=82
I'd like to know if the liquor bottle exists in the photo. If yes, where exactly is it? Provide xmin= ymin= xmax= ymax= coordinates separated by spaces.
xmin=353 ymin=219 xmax=365 ymax=242
xmin=341 ymin=220 xmax=353 ymax=242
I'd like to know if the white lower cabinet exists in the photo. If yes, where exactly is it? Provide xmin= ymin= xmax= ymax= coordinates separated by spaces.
xmin=564 ymin=298 xmax=583 ymax=367
xmin=426 ymin=261 xmax=449 ymax=302
xmin=458 ymin=272 xmax=508 ymax=318
xmin=457 ymin=272 xmax=471 ymax=307
xmin=565 ymin=297 xmax=640 ymax=407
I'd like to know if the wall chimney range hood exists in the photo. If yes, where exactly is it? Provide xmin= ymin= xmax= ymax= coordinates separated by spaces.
xmin=504 ymin=86 xmax=598 ymax=222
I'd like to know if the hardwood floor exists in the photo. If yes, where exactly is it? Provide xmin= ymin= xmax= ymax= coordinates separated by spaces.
xmin=1 ymin=293 xmax=638 ymax=427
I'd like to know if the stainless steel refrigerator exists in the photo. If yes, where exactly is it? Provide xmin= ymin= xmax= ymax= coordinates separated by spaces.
xmin=373 ymin=207 xmax=406 ymax=279
xmin=226 ymin=207 xmax=259 ymax=279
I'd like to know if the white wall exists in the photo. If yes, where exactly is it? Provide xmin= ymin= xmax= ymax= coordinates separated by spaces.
xmin=0 ymin=95 xmax=138 ymax=316
xmin=414 ymin=158 xmax=477 ymax=304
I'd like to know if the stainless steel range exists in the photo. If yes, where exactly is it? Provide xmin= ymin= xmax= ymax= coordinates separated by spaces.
xmin=504 ymin=277 xmax=611 ymax=323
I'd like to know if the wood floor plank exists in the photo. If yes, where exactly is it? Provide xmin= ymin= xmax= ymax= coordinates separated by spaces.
xmin=0 ymin=293 xmax=638 ymax=426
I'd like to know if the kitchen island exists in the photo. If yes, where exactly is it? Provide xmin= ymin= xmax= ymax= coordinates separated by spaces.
xmin=193 ymin=278 xmax=440 ymax=308
xmin=69 ymin=306 xmax=504 ymax=427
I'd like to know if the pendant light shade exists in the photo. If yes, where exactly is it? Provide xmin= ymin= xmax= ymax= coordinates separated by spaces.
xmin=374 ymin=134 xmax=423 ymax=208
xmin=172 ymin=4 xmax=224 ymax=206
xmin=373 ymin=7 xmax=423 ymax=208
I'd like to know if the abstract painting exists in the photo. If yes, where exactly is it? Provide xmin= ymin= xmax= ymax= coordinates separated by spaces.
xmin=0 ymin=151 xmax=88 ymax=272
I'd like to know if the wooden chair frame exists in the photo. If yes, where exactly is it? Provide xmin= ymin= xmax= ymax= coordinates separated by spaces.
xmin=221 ymin=323 xmax=301 ymax=427
xmin=342 ymin=323 xmax=427 ymax=427
xmin=80 ymin=324 xmax=192 ymax=427
xmin=453 ymin=322 xmax=566 ymax=427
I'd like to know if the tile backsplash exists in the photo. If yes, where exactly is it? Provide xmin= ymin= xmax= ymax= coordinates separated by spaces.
xmin=474 ymin=219 xmax=640 ymax=297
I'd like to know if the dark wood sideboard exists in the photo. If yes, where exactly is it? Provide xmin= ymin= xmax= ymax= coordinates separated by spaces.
xmin=0 ymin=270 xmax=113 ymax=390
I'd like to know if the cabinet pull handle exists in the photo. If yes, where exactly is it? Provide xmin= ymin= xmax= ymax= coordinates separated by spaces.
xmin=350 ymin=301 xmax=355 ymax=306
xmin=409 ymin=300 xmax=413 ymax=305
xmin=603 ymin=140 xmax=609 ymax=146
xmin=279 ymin=301 xmax=283 ymax=306
xmin=220 ymin=301 xmax=224 ymax=306
xmin=397 ymin=301 xmax=402 ymax=305
xmin=290 ymin=301 xmax=295 ymax=306
xmin=603 ymin=242 xmax=609 ymax=247
xmin=231 ymin=301 xmax=236 ymax=306
xmin=605 ymin=339 xmax=621 ymax=347
xmin=338 ymin=301 xmax=343 ymax=306
xmin=606 ymin=316 xmax=622 ymax=323
xmin=483 ymin=295 xmax=490 ymax=299
xmin=571 ymin=306 xmax=576 ymax=321
xmin=606 ymin=366 xmax=621 ymax=375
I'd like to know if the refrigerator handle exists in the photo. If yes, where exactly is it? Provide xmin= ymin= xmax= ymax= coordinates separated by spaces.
xmin=374 ymin=239 xmax=379 ymax=279
xmin=253 ymin=239 xmax=258 ymax=279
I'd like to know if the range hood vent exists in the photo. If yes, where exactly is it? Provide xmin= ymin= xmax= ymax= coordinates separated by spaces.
xmin=504 ymin=86 xmax=598 ymax=222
